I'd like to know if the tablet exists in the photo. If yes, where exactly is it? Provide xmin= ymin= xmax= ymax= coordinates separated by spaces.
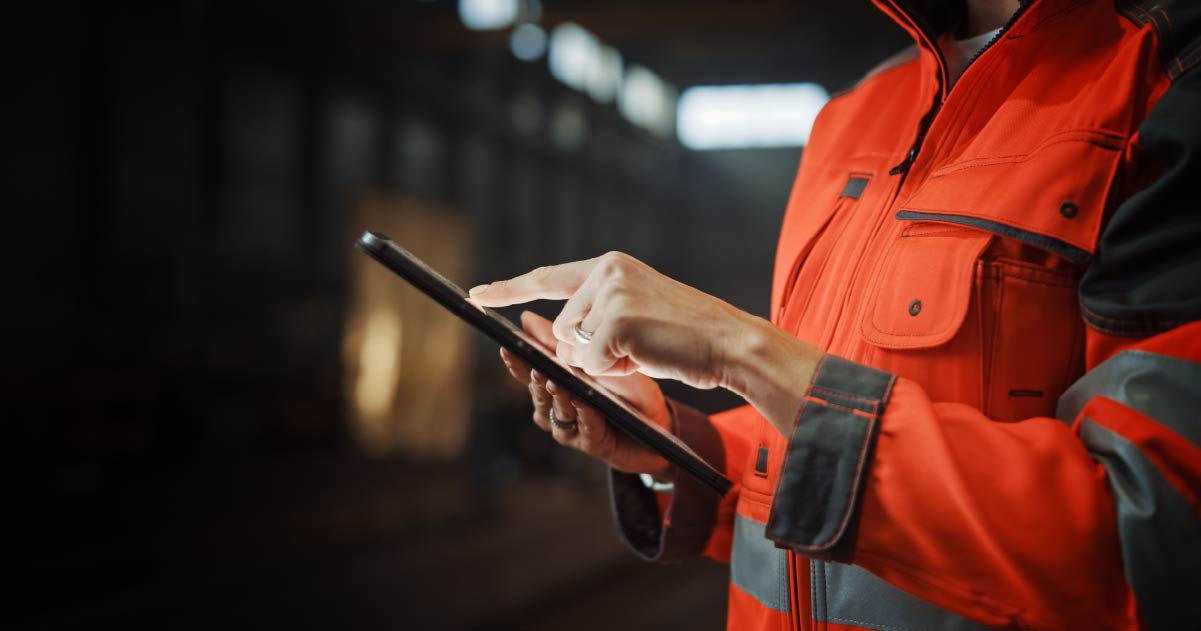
xmin=356 ymin=231 xmax=732 ymax=496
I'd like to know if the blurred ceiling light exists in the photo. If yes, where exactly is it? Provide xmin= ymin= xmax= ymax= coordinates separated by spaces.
xmin=509 ymin=23 xmax=547 ymax=62
xmin=458 ymin=0 xmax=518 ymax=31
xmin=548 ymin=23 xmax=599 ymax=92
xmin=588 ymin=45 xmax=623 ymax=103
xmin=618 ymin=65 xmax=676 ymax=138
xmin=548 ymin=24 xmax=623 ymax=103
xmin=676 ymin=83 xmax=830 ymax=150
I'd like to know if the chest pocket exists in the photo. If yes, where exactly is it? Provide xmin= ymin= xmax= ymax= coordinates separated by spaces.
xmin=859 ymin=130 xmax=1124 ymax=419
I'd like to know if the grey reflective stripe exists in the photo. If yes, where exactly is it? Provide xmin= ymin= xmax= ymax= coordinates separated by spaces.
xmin=812 ymin=562 xmax=990 ymax=631
xmin=1056 ymin=349 xmax=1201 ymax=448
xmin=731 ymin=514 xmax=790 ymax=613
xmin=1080 ymin=418 xmax=1201 ymax=630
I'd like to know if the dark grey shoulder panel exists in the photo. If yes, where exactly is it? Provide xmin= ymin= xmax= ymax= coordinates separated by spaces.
xmin=1116 ymin=0 xmax=1201 ymax=80
xmin=1078 ymin=64 xmax=1201 ymax=336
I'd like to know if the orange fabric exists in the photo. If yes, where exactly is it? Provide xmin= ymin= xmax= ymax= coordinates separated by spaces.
xmin=701 ymin=404 xmax=761 ymax=562
xmin=695 ymin=0 xmax=1198 ymax=629
xmin=727 ymin=582 xmax=794 ymax=630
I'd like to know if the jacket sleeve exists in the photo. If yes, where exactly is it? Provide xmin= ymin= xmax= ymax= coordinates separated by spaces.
xmin=609 ymin=401 xmax=759 ymax=563
xmin=765 ymin=65 xmax=1201 ymax=630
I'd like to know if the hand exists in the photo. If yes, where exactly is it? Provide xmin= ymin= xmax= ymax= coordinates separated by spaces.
xmin=471 ymin=252 xmax=824 ymax=436
xmin=499 ymin=311 xmax=672 ymax=476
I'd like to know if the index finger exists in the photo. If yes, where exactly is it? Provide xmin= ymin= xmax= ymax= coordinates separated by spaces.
xmin=468 ymin=258 xmax=598 ymax=307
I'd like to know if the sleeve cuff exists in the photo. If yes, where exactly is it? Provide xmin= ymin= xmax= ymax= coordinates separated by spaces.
xmin=765 ymin=355 xmax=896 ymax=563
xmin=609 ymin=400 xmax=725 ymax=562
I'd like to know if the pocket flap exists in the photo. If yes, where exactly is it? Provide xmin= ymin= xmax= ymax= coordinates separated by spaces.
xmin=897 ymin=130 xmax=1124 ymax=263
xmin=861 ymin=227 xmax=992 ymax=349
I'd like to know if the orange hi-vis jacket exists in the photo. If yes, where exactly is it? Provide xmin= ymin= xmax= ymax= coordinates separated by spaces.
xmin=607 ymin=0 xmax=1201 ymax=629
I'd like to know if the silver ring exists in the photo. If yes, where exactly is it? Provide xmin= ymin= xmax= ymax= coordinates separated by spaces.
xmin=572 ymin=322 xmax=593 ymax=345
xmin=549 ymin=406 xmax=578 ymax=431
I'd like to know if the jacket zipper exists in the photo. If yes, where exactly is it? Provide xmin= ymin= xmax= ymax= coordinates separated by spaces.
xmin=886 ymin=0 xmax=1037 ymax=178
xmin=786 ymin=3 xmax=1041 ymax=627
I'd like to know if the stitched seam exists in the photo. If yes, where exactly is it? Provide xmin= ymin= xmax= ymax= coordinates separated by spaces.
xmin=930 ymin=128 xmax=1123 ymax=172
xmin=900 ymin=227 xmax=978 ymax=238
xmin=993 ymin=263 xmax=1078 ymax=288
xmin=1079 ymin=302 xmax=1190 ymax=336
xmin=1115 ymin=0 xmax=1150 ymax=28
xmin=928 ymin=132 xmax=1124 ymax=177
xmin=808 ymin=395 xmax=878 ymax=417
xmin=824 ymin=565 xmax=830 ymax=626
xmin=739 ymin=493 xmax=772 ymax=509
xmin=805 ymin=396 xmax=878 ymax=419
xmin=811 ymin=561 xmax=821 ymax=624
xmin=810 ymin=385 xmax=883 ymax=407
xmin=1078 ymin=302 xmax=1189 ymax=326
xmin=991 ymin=266 xmax=1007 ymax=413
xmin=989 ymin=256 xmax=1080 ymax=284
xmin=777 ymin=534 xmax=786 ymax=615
xmin=1175 ymin=41 xmax=1201 ymax=77
xmin=827 ymin=617 xmax=918 ymax=631
xmin=1026 ymin=0 xmax=1089 ymax=30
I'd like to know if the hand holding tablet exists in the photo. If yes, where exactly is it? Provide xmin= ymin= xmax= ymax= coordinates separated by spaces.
xmin=356 ymin=231 xmax=732 ymax=496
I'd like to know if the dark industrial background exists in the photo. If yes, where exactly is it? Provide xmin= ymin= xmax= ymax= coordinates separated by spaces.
xmin=9 ymin=1 xmax=906 ymax=628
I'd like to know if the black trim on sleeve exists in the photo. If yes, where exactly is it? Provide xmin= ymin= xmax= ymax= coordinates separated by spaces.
xmin=609 ymin=401 xmax=726 ymax=562
xmin=765 ymin=356 xmax=896 ymax=563
xmin=1116 ymin=0 xmax=1201 ymax=81
xmin=1079 ymin=62 xmax=1201 ymax=336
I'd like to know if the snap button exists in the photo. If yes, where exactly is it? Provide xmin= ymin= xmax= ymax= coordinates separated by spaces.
xmin=908 ymin=300 xmax=922 ymax=316
xmin=1060 ymin=201 xmax=1079 ymax=218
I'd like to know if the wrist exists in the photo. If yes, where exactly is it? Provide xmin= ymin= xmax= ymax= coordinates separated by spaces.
xmin=719 ymin=314 xmax=822 ymax=435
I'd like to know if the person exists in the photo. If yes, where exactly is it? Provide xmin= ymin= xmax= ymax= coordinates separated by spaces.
xmin=470 ymin=0 xmax=1201 ymax=628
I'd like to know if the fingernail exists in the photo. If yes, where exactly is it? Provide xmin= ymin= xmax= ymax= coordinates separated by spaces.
xmin=468 ymin=284 xmax=490 ymax=295
xmin=545 ymin=380 xmax=556 ymax=393
xmin=530 ymin=369 xmax=542 ymax=383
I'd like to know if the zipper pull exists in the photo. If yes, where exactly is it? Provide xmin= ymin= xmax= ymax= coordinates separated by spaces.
xmin=889 ymin=146 xmax=919 ymax=175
